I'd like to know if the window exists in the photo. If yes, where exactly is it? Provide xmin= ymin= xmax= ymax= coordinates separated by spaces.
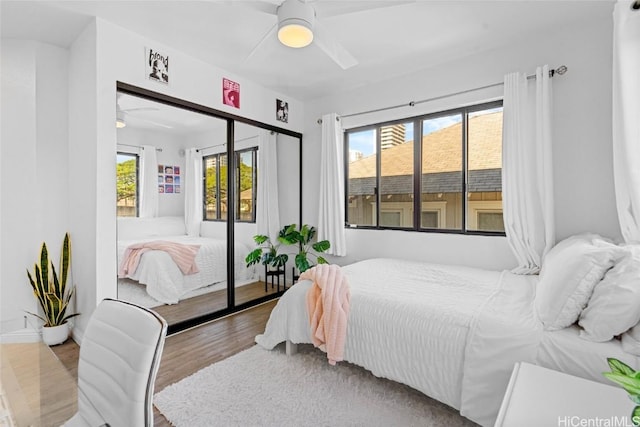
xmin=116 ymin=152 xmax=138 ymax=217
xmin=345 ymin=101 xmax=504 ymax=234
xmin=204 ymin=153 xmax=228 ymax=221
xmin=204 ymin=147 xmax=257 ymax=222
xmin=236 ymin=148 xmax=257 ymax=222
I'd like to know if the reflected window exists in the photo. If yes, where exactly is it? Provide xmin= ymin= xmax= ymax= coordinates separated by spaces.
xmin=236 ymin=148 xmax=257 ymax=222
xmin=204 ymin=153 xmax=227 ymax=221
xmin=204 ymin=147 xmax=257 ymax=222
xmin=116 ymin=152 xmax=138 ymax=217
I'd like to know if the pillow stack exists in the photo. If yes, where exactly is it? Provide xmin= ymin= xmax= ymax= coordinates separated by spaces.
xmin=578 ymin=244 xmax=640 ymax=350
xmin=535 ymin=233 xmax=622 ymax=331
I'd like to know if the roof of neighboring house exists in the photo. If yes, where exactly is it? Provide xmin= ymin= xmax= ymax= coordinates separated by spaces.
xmin=348 ymin=111 xmax=502 ymax=179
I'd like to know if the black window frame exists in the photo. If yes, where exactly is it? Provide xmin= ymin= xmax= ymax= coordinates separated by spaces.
xmin=203 ymin=146 xmax=258 ymax=223
xmin=344 ymin=100 xmax=505 ymax=236
xmin=116 ymin=151 xmax=140 ymax=218
xmin=235 ymin=146 xmax=258 ymax=223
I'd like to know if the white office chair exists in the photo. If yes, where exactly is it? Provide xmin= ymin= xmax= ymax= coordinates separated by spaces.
xmin=63 ymin=298 xmax=168 ymax=427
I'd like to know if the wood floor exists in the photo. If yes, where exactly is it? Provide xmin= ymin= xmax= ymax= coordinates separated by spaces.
xmin=51 ymin=299 xmax=278 ymax=427
xmin=151 ymin=280 xmax=284 ymax=326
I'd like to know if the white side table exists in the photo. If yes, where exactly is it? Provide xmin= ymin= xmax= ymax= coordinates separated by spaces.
xmin=495 ymin=362 xmax=635 ymax=427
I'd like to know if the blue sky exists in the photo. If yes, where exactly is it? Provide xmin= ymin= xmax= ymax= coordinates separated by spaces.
xmin=117 ymin=153 xmax=135 ymax=164
xmin=348 ymin=115 xmax=463 ymax=158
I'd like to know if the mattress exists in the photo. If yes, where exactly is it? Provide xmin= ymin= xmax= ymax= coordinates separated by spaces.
xmin=537 ymin=324 xmax=640 ymax=385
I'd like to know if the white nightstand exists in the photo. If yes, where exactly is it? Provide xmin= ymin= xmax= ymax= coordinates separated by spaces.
xmin=495 ymin=362 xmax=635 ymax=427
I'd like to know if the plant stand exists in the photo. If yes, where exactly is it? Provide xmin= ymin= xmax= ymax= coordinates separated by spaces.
xmin=264 ymin=265 xmax=286 ymax=292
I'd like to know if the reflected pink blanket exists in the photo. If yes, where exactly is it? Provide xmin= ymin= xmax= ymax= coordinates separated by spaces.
xmin=118 ymin=240 xmax=201 ymax=278
xmin=301 ymin=264 xmax=350 ymax=365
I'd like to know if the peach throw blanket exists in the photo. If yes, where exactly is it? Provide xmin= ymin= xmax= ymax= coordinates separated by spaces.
xmin=118 ymin=240 xmax=201 ymax=278
xmin=300 ymin=264 xmax=350 ymax=365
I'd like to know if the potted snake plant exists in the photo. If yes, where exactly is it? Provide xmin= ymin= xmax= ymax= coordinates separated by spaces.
xmin=26 ymin=232 xmax=79 ymax=345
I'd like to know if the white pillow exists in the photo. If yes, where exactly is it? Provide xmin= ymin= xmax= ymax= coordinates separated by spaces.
xmin=536 ymin=233 xmax=620 ymax=331
xmin=579 ymin=245 xmax=640 ymax=342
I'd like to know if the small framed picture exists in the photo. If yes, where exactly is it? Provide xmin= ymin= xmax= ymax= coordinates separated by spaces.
xmin=276 ymin=99 xmax=289 ymax=123
xmin=223 ymin=78 xmax=240 ymax=109
xmin=165 ymin=184 xmax=174 ymax=193
xmin=175 ymin=185 xmax=181 ymax=194
xmin=146 ymin=47 xmax=169 ymax=84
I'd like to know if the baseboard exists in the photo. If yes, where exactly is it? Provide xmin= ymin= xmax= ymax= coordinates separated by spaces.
xmin=0 ymin=327 xmax=40 ymax=343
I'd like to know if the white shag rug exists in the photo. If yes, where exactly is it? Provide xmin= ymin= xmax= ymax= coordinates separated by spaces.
xmin=154 ymin=344 xmax=477 ymax=427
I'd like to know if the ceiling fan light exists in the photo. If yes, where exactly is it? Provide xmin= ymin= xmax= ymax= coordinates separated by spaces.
xmin=278 ymin=20 xmax=313 ymax=48
xmin=276 ymin=0 xmax=315 ymax=48
xmin=116 ymin=111 xmax=126 ymax=128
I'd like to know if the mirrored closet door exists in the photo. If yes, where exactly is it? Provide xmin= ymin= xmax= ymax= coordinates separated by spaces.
xmin=116 ymin=89 xmax=230 ymax=327
xmin=232 ymin=123 xmax=301 ymax=308
xmin=115 ymin=83 xmax=302 ymax=332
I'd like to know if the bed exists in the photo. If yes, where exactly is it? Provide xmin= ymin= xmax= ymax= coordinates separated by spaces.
xmin=117 ymin=217 xmax=255 ymax=305
xmin=256 ymin=235 xmax=640 ymax=427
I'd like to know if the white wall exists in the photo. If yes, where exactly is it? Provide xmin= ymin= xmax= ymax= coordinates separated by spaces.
xmin=68 ymin=21 xmax=100 ymax=340
xmin=1 ymin=40 xmax=70 ymax=332
xmin=117 ymin=127 xmax=187 ymax=216
xmin=303 ymin=11 xmax=618 ymax=271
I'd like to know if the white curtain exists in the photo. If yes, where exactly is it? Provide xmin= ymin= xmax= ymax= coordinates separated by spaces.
xmin=612 ymin=1 xmax=640 ymax=243
xmin=318 ymin=113 xmax=346 ymax=256
xmin=256 ymin=131 xmax=280 ymax=240
xmin=139 ymin=145 xmax=159 ymax=218
xmin=502 ymin=65 xmax=555 ymax=274
xmin=184 ymin=148 xmax=203 ymax=236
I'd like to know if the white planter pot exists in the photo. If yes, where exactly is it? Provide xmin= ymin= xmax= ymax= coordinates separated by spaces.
xmin=42 ymin=323 xmax=69 ymax=346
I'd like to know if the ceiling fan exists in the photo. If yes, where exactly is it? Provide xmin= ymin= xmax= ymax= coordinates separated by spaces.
xmin=239 ymin=0 xmax=413 ymax=70
xmin=115 ymin=103 xmax=172 ymax=129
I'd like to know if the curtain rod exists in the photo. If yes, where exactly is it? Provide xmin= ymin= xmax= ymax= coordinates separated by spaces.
xmin=316 ymin=65 xmax=568 ymax=124
xmin=117 ymin=143 xmax=162 ymax=152
xmin=196 ymin=131 xmax=274 ymax=152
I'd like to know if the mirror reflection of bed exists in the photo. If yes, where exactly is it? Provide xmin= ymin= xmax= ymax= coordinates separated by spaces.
xmin=115 ymin=90 xmax=300 ymax=327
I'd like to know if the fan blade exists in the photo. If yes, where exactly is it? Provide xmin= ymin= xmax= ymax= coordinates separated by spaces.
xmin=136 ymin=117 xmax=173 ymax=129
xmin=122 ymin=107 xmax=159 ymax=113
xmin=315 ymin=1 xmax=415 ymax=19
xmin=225 ymin=0 xmax=278 ymax=15
xmin=244 ymin=23 xmax=278 ymax=64
xmin=313 ymin=21 xmax=358 ymax=70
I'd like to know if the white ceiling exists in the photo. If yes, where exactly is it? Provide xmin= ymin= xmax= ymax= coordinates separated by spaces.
xmin=1 ymin=0 xmax=614 ymax=101
xmin=117 ymin=91 xmax=227 ymax=133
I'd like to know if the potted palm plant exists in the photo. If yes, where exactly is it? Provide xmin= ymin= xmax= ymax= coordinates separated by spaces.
xmin=279 ymin=224 xmax=331 ymax=274
xmin=26 ymin=232 xmax=79 ymax=345
xmin=245 ymin=234 xmax=289 ymax=270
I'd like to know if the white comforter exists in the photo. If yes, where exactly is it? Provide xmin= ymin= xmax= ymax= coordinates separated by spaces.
xmin=118 ymin=235 xmax=255 ymax=305
xmin=255 ymin=258 xmax=541 ymax=426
